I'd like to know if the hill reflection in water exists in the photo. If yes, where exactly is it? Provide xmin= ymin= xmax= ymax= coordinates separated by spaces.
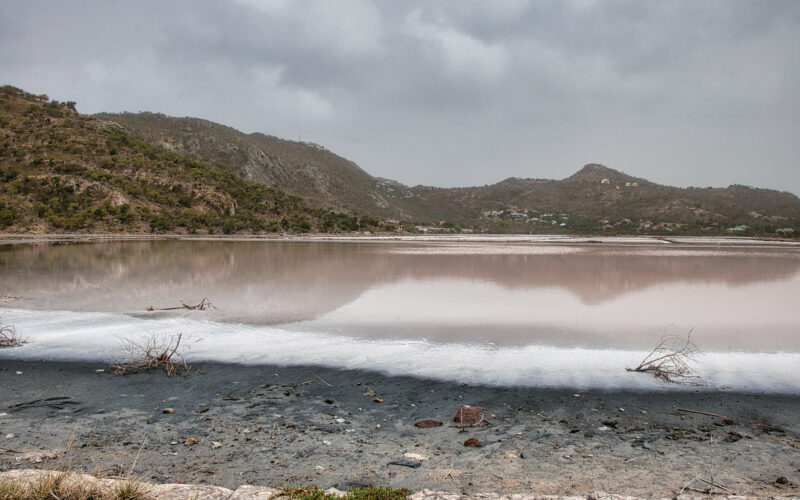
xmin=1 ymin=240 xmax=798 ymax=350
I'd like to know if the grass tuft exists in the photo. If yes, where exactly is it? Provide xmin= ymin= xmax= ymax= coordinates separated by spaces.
xmin=279 ymin=485 xmax=412 ymax=500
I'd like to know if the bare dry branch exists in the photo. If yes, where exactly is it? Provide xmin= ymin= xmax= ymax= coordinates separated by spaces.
xmin=146 ymin=297 xmax=216 ymax=312
xmin=0 ymin=318 xmax=26 ymax=348
xmin=627 ymin=331 xmax=699 ymax=383
xmin=110 ymin=332 xmax=191 ymax=376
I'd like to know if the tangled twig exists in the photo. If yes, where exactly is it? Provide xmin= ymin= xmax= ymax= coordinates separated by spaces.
xmin=110 ymin=332 xmax=191 ymax=376
xmin=0 ymin=318 xmax=26 ymax=348
xmin=627 ymin=331 xmax=699 ymax=383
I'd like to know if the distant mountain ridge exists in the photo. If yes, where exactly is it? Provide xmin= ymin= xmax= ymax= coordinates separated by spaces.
xmin=0 ymin=87 xmax=800 ymax=235
xmin=94 ymin=112 xmax=412 ymax=218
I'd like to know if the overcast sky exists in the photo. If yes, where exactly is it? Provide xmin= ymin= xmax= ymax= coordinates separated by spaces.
xmin=2 ymin=1 xmax=799 ymax=194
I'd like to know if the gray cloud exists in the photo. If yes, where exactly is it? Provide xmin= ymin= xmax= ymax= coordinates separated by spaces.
xmin=2 ymin=0 xmax=798 ymax=194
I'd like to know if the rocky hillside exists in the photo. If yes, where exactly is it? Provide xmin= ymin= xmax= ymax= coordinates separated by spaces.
xmin=94 ymin=111 xmax=416 ymax=218
xmin=94 ymin=111 xmax=799 ymax=236
xmin=0 ymin=86 xmax=372 ymax=234
xmin=397 ymin=164 xmax=800 ymax=235
xmin=3 ymin=85 xmax=797 ymax=236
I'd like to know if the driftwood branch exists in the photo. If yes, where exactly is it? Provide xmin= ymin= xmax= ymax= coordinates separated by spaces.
xmin=627 ymin=331 xmax=699 ymax=383
xmin=678 ymin=408 xmax=729 ymax=419
xmin=110 ymin=332 xmax=191 ymax=376
xmin=146 ymin=297 xmax=216 ymax=312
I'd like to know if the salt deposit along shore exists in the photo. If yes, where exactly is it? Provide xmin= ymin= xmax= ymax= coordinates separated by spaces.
xmin=1 ymin=360 xmax=798 ymax=498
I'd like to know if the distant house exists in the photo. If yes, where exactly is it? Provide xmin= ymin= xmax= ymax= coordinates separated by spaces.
xmin=416 ymin=225 xmax=433 ymax=233
xmin=727 ymin=225 xmax=750 ymax=232
xmin=776 ymin=227 xmax=794 ymax=235
xmin=559 ymin=214 xmax=569 ymax=220
xmin=384 ymin=219 xmax=400 ymax=224
xmin=601 ymin=178 xmax=610 ymax=184
xmin=559 ymin=222 xmax=567 ymax=227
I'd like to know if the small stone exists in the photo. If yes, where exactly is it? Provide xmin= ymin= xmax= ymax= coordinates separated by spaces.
xmin=95 ymin=369 xmax=105 ymax=374
xmin=15 ymin=371 xmax=22 ymax=376
xmin=403 ymin=452 xmax=429 ymax=461
xmin=414 ymin=419 xmax=443 ymax=428
xmin=211 ymin=441 xmax=222 ymax=449
xmin=324 ymin=399 xmax=335 ymax=404
xmin=315 ymin=466 xmax=326 ymax=472
xmin=776 ymin=476 xmax=788 ymax=485
xmin=335 ymin=418 xmax=345 ymax=424
xmin=170 ymin=441 xmax=178 ymax=445
xmin=375 ymin=424 xmax=381 ymax=429
xmin=163 ymin=408 xmax=175 ymax=414
xmin=463 ymin=438 xmax=481 ymax=448
xmin=573 ymin=394 xmax=581 ymax=397
xmin=184 ymin=437 xmax=198 ymax=446
xmin=5 ymin=433 xmax=14 ymax=439
xmin=373 ymin=398 xmax=383 ymax=403
xmin=322 ymin=440 xmax=332 ymax=446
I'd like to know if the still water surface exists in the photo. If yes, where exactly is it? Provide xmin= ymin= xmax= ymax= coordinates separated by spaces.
xmin=2 ymin=240 xmax=799 ymax=391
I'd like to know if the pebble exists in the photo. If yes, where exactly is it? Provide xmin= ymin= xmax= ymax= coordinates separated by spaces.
xmin=5 ymin=433 xmax=14 ymax=439
xmin=15 ymin=371 xmax=22 ymax=375
xmin=335 ymin=418 xmax=346 ymax=424
xmin=403 ymin=452 xmax=428 ymax=461
xmin=314 ymin=466 xmax=326 ymax=472
xmin=163 ymin=408 xmax=175 ymax=414
xmin=211 ymin=442 xmax=222 ymax=449
xmin=322 ymin=440 xmax=332 ymax=446
xmin=375 ymin=424 xmax=381 ymax=429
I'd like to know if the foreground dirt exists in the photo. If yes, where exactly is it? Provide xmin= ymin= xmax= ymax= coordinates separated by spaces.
xmin=1 ymin=361 xmax=799 ymax=498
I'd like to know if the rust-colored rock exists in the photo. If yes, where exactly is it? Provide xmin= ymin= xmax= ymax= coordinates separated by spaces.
xmin=414 ymin=419 xmax=443 ymax=428
xmin=463 ymin=437 xmax=482 ymax=447
xmin=453 ymin=406 xmax=486 ymax=424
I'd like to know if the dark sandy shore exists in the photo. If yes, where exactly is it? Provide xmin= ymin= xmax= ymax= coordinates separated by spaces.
xmin=1 ymin=359 xmax=798 ymax=498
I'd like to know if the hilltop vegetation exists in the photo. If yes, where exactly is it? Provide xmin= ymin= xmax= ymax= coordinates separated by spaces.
xmin=0 ymin=86 xmax=375 ymax=234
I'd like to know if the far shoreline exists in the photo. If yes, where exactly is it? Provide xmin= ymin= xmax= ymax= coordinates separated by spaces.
xmin=1 ymin=232 xmax=799 ymax=247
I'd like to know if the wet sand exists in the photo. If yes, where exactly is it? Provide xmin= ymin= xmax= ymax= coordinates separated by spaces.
xmin=1 ymin=359 xmax=798 ymax=497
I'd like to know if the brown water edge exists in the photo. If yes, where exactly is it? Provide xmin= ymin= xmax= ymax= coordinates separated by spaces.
xmin=1 ymin=360 xmax=798 ymax=497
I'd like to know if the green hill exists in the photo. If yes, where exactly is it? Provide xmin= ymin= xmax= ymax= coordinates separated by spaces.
xmin=399 ymin=163 xmax=800 ymax=235
xmin=0 ymin=85 xmax=371 ymax=234
xmin=94 ymin=111 xmax=416 ymax=219
xmin=3 ymin=85 xmax=798 ymax=237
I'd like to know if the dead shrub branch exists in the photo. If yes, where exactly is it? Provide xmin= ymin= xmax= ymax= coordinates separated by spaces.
xmin=0 ymin=318 xmax=26 ymax=348
xmin=146 ymin=297 xmax=215 ymax=312
xmin=627 ymin=332 xmax=699 ymax=383
xmin=110 ymin=332 xmax=191 ymax=376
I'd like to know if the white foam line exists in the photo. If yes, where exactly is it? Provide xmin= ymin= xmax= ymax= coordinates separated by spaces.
xmin=2 ymin=307 xmax=799 ymax=393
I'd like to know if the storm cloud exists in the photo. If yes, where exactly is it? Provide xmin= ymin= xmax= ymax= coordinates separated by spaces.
xmin=2 ymin=0 xmax=798 ymax=194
